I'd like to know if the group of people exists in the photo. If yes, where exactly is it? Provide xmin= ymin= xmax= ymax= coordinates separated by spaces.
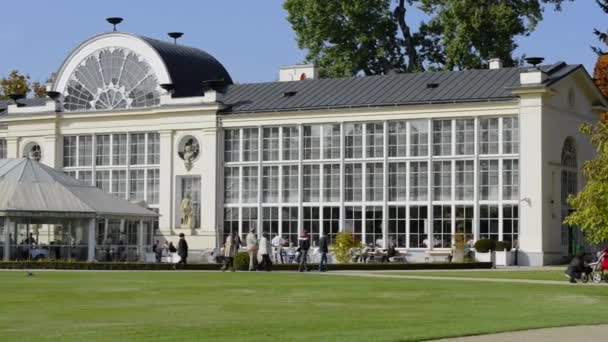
xmin=152 ymin=233 xmax=188 ymax=269
xmin=221 ymin=229 xmax=329 ymax=272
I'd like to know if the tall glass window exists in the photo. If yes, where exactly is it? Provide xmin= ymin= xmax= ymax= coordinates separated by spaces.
xmin=242 ymin=207 xmax=258 ymax=242
xmin=388 ymin=162 xmax=407 ymax=201
xmin=479 ymin=160 xmax=499 ymax=200
xmin=282 ymin=165 xmax=299 ymax=203
xmin=111 ymin=170 xmax=127 ymax=199
xmin=78 ymin=135 xmax=93 ymax=167
xmin=323 ymin=164 xmax=340 ymax=202
xmin=388 ymin=121 xmax=407 ymax=157
xmin=0 ymin=138 xmax=5 ymax=159
xmin=262 ymin=166 xmax=279 ymax=203
xmin=455 ymin=205 xmax=473 ymax=237
xmin=282 ymin=126 xmax=299 ymax=161
xmin=130 ymin=133 xmax=146 ymax=165
xmin=323 ymin=124 xmax=341 ymax=159
xmin=96 ymin=135 xmax=111 ymax=166
xmin=433 ymin=161 xmax=452 ymax=201
xmin=503 ymin=117 xmax=519 ymax=154
xmin=388 ymin=206 xmax=407 ymax=247
xmin=455 ymin=119 xmax=475 ymax=155
xmin=503 ymin=205 xmax=519 ymax=248
xmin=432 ymin=205 xmax=451 ymax=248
xmin=410 ymin=206 xmax=428 ymax=248
xmin=96 ymin=170 xmax=110 ymax=193
xmin=224 ymin=167 xmax=240 ymax=203
xmin=479 ymin=118 xmax=499 ymax=154
xmin=479 ymin=205 xmax=499 ymax=241
xmin=410 ymin=120 xmax=428 ymax=157
xmin=303 ymin=125 xmax=321 ymax=160
xmin=410 ymin=161 xmax=428 ymax=201
xmin=281 ymin=207 xmax=299 ymax=245
xmin=243 ymin=128 xmax=259 ymax=162
xmin=344 ymin=206 xmax=363 ymax=243
xmin=129 ymin=169 xmax=145 ymax=202
xmin=223 ymin=208 xmax=239 ymax=243
xmin=503 ymin=159 xmax=519 ymax=200
xmin=365 ymin=163 xmax=383 ymax=201
xmin=323 ymin=207 xmax=340 ymax=244
xmin=224 ymin=129 xmax=240 ymax=162
xmin=63 ymin=136 xmax=77 ymax=167
xmin=365 ymin=206 xmax=383 ymax=245
xmin=146 ymin=169 xmax=159 ymax=205
xmin=112 ymin=134 xmax=127 ymax=165
xmin=433 ymin=120 xmax=452 ymax=156
xmin=263 ymin=127 xmax=280 ymax=161
xmin=303 ymin=207 xmax=320 ymax=244
xmin=242 ymin=166 xmax=258 ymax=203
xmin=366 ymin=123 xmax=384 ymax=158
xmin=147 ymin=133 xmax=160 ymax=164
xmin=303 ymin=165 xmax=320 ymax=202
xmin=262 ymin=207 xmax=279 ymax=237
xmin=455 ymin=160 xmax=474 ymax=201
xmin=344 ymin=123 xmax=363 ymax=159
xmin=344 ymin=163 xmax=363 ymax=202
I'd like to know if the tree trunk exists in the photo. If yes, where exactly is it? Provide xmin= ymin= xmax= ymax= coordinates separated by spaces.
xmin=394 ymin=0 xmax=421 ymax=71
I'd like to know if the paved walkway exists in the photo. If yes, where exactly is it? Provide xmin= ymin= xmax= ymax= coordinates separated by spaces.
xmin=428 ymin=324 xmax=608 ymax=341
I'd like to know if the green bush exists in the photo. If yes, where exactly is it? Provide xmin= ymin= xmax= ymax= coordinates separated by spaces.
xmin=332 ymin=232 xmax=360 ymax=263
xmin=474 ymin=239 xmax=496 ymax=253
xmin=233 ymin=252 xmax=250 ymax=271
xmin=494 ymin=241 xmax=510 ymax=251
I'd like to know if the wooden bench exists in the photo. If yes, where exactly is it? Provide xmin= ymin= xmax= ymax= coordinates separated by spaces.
xmin=425 ymin=250 xmax=451 ymax=263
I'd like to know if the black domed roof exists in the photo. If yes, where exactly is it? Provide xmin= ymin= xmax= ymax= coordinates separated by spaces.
xmin=139 ymin=35 xmax=233 ymax=97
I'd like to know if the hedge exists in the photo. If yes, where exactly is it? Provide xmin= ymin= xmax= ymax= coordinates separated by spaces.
xmin=0 ymin=261 xmax=492 ymax=271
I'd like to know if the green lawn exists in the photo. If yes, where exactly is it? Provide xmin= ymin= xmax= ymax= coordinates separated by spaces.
xmin=378 ymin=270 xmax=568 ymax=281
xmin=0 ymin=271 xmax=607 ymax=342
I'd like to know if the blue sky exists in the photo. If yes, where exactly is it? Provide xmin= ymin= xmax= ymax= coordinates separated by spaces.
xmin=0 ymin=0 xmax=604 ymax=84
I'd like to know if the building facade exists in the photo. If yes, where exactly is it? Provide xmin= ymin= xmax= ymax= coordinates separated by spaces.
xmin=0 ymin=31 xmax=606 ymax=265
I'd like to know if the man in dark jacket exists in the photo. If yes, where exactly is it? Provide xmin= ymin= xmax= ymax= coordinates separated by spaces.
xmin=565 ymin=253 xmax=590 ymax=283
xmin=318 ymin=233 xmax=329 ymax=272
xmin=175 ymin=233 xmax=188 ymax=269
xmin=298 ymin=231 xmax=311 ymax=272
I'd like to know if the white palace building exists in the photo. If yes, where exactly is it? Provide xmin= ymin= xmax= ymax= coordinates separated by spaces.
xmin=1 ymin=29 xmax=606 ymax=266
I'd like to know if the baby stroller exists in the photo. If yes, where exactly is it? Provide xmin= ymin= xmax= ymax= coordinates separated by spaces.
xmin=587 ymin=248 xmax=608 ymax=284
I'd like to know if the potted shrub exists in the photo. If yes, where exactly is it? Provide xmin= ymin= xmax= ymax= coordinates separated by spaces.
xmin=494 ymin=241 xmax=513 ymax=266
xmin=473 ymin=239 xmax=495 ymax=263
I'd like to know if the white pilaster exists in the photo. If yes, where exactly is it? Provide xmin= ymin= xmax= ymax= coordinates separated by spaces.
xmin=87 ymin=218 xmax=96 ymax=262
xmin=159 ymin=130 xmax=174 ymax=232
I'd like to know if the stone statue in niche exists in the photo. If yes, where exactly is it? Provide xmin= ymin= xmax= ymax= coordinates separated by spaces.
xmin=180 ymin=193 xmax=194 ymax=229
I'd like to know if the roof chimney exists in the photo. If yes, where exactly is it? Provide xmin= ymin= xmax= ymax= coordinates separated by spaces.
xmin=279 ymin=64 xmax=319 ymax=82
xmin=489 ymin=58 xmax=503 ymax=70
xmin=520 ymin=57 xmax=547 ymax=85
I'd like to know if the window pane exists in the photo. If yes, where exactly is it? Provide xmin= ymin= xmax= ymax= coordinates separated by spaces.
xmin=63 ymin=136 xmax=77 ymax=167
xmin=432 ymin=120 xmax=452 ymax=156
xmin=262 ymin=207 xmax=279 ymax=238
xmin=112 ymin=134 xmax=127 ymax=165
xmin=224 ymin=167 xmax=240 ymax=203
xmin=388 ymin=162 xmax=407 ymax=201
xmin=303 ymin=165 xmax=320 ymax=202
xmin=388 ymin=121 xmax=407 ymax=157
xmin=344 ymin=206 xmax=363 ymax=243
xmin=111 ymin=170 xmax=127 ymax=199
xmin=0 ymin=138 xmax=5 ymax=159
xmin=243 ymin=128 xmax=259 ymax=162
xmin=223 ymin=207 xmax=239 ymax=243
xmin=282 ymin=126 xmax=299 ymax=160
xmin=263 ymin=127 xmax=280 ymax=161
xmin=365 ymin=162 xmax=383 ymax=201
xmin=282 ymin=165 xmax=299 ymax=203
xmin=388 ymin=206 xmax=407 ymax=247
xmin=96 ymin=135 xmax=111 ymax=166
xmin=303 ymin=125 xmax=321 ymax=160
xmin=147 ymin=133 xmax=160 ymax=164
xmin=503 ymin=205 xmax=519 ymax=248
xmin=323 ymin=124 xmax=341 ymax=159
xmin=242 ymin=166 xmax=258 ymax=203
xmin=455 ymin=160 xmax=474 ymax=201
xmin=224 ymin=129 xmax=240 ymax=162
xmin=479 ymin=118 xmax=499 ymax=154
xmin=433 ymin=161 xmax=452 ymax=201
xmin=95 ymin=170 xmax=110 ymax=193
xmin=281 ymin=207 xmax=299 ymax=246
xmin=365 ymin=206 xmax=383 ymax=246
xmin=503 ymin=117 xmax=519 ymax=154
xmin=323 ymin=206 xmax=340 ymax=245
xmin=262 ymin=166 xmax=279 ymax=203
xmin=410 ymin=120 xmax=429 ymax=157
xmin=432 ymin=205 xmax=451 ymax=248
xmin=344 ymin=163 xmax=363 ymax=202
xmin=503 ymin=159 xmax=519 ymax=200
xmin=323 ymin=164 xmax=340 ymax=202
xmin=455 ymin=205 xmax=473 ymax=237
xmin=129 ymin=169 xmax=145 ymax=201
xmin=344 ymin=123 xmax=363 ymax=159
xmin=479 ymin=160 xmax=499 ymax=200
xmin=409 ymin=161 xmax=428 ymax=201
xmin=455 ymin=119 xmax=475 ymax=155
xmin=130 ymin=133 xmax=146 ymax=165
xmin=146 ymin=169 xmax=160 ymax=204
xmin=303 ymin=207 xmax=320 ymax=244
xmin=366 ymin=123 xmax=384 ymax=158
xmin=241 ymin=207 xmax=258 ymax=242
xmin=479 ymin=205 xmax=499 ymax=241
xmin=409 ymin=206 xmax=428 ymax=248
xmin=78 ymin=135 xmax=93 ymax=166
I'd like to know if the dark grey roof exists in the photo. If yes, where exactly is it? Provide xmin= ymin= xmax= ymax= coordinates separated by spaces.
xmin=219 ymin=63 xmax=581 ymax=114
xmin=0 ymin=98 xmax=48 ymax=117
xmin=138 ymin=35 xmax=233 ymax=97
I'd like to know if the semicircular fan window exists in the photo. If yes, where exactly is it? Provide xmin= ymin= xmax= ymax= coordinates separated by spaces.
xmin=63 ymin=47 xmax=161 ymax=112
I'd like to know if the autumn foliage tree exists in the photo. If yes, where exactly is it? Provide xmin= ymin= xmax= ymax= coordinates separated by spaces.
xmin=0 ymin=70 xmax=46 ymax=100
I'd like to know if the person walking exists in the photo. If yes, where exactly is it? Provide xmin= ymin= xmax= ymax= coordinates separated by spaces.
xmin=175 ymin=233 xmax=188 ymax=269
xmin=298 ymin=231 xmax=311 ymax=272
xmin=318 ymin=233 xmax=329 ymax=272
xmin=221 ymin=232 xmax=239 ymax=272
xmin=153 ymin=240 xmax=162 ymax=263
xmin=271 ymin=234 xmax=285 ymax=263
xmin=246 ymin=228 xmax=259 ymax=271
xmin=258 ymin=233 xmax=273 ymax=271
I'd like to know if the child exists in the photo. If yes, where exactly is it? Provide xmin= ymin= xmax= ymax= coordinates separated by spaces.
xmin=286 ymin=242 xmax=297 ymax=263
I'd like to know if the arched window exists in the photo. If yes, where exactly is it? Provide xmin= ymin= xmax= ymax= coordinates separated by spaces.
xmin=560 ymin=137 xmax=578 ymax=249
